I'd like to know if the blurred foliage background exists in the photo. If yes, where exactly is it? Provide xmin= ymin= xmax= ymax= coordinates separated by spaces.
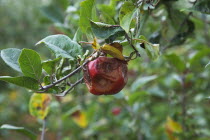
xmin=0 ymin=0 xmax=210 ymax=140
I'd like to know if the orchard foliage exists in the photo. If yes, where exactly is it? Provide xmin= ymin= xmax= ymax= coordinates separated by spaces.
xmin=0 ymin=0 xmax=210 ymax=140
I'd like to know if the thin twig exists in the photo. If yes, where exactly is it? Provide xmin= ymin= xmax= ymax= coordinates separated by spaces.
xmin=125 ymin=33 xmax=141 ymax=58
xmin=38 ymin=60 xmax=89 ymax=92
xmin=56 ymin=77 xmax=84 ymax=97
xmin=41 ymin=118 xmax=46 ymax=140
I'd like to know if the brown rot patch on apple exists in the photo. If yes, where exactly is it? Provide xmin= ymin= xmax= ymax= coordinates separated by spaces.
xmin=83 ymin=56 xmax=128 ymax=95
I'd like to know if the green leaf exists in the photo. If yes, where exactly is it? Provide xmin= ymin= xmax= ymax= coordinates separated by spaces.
xmin=165 ymin=54 xmax=186 ymax=72
xmin=18 ymin=49 xmax=42 ymax=80
xmin=165 ymin=5 xmax=195 ymax=47
xmin=205 ymin=61 xmax=210 ymax=68
xmin=36 ymin=34 xmax=82 ymax=60
xmin=0 ymin=48 xmax=21 ymax=72
xmin=189 ymin=48 xmax=210 ymax=70
xmin=79 ymin=0 xmax=95 ymax=33
xmin=128 ymin=91 xmax=148 ymax=105
xmin=135 ymin=36 xmax=160 ymax=60
xmin=192 ymin=0 xmax=210 ymax=14
xmin=73 ymin=28 xmax=83 ymax=42
xmin=131 ymin=75 xmax=158 ymax=92
xmin=1 ymin=124 xmax=37 ymax=140
xmin=145 ymin=43 xmax=160 ymax=60
xmin=29 ymin=93 xmax=52 ymax=120
xmin=166 ymin=7 xmax=185 ymax=30
xmin=97 ymin=0 xmax=117 ymax=24
xmin=119 ymin=1 xmax=137 ymax=33
xmin=40 ymin=4 xmax=64 ymax=23
xmin=42 ymin=57 xmax=61 ymax=75
xmin=169 ymin=20 xmax=195 ymax=46
xmin=90 ymin=21 xmax=125 ymax=40
xmin=98 ymin=0 xmax=116 ymax=18
xmin=0 ymin=76 xmax=39 ymax=90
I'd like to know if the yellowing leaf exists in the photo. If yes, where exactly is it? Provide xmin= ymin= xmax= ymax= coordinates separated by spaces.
xmin=92 ymin=37 xmax=100 ymax=50
xmin=101 ymin=44 xmax=124 ymax=60
xmin=72 ymin=111 xmax=88 ymax=128
xmin=29 ymin=93 xmax=52 ymax=120
xmin=165 ymin=116 xmax=182 ymax=140
xmin=109 ymin=42 xmax=123 ymax=53
xmin=166 ymin=117 xmax=182 ymax=133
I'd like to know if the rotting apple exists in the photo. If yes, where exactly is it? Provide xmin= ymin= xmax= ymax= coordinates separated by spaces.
xmin=83 ymin=56 xmax=128 ymax=95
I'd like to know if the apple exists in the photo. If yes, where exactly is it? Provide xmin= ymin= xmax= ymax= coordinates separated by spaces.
xmin=83 ymin=56 xmax=128 ymax=95
xmin=112 ymin=107 xmax=121 ymax=116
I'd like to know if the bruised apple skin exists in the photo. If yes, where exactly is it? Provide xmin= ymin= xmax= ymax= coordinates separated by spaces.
xmin=83 ymin=56 xmax=128 ymax=95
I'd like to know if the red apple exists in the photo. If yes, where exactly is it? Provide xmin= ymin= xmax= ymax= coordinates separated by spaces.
xmin=112 ymin=107 xmax=121 ymax=116
xmin=83 ymin=56 xmax=128 ymax=95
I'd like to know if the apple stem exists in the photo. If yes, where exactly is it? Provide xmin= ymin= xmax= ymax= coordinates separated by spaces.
xmin=56 ymin=77 xmax=84 ymax=97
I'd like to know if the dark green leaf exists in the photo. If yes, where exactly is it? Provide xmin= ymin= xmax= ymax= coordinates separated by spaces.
xmin=0 ymin=48 xmax=21 ymax=72
xmin=149 ymin=31 xmax=161 ymax=44
xmin=18 ymin=49 xmax=42 ymax=80
xmin=165 ymin=4 xmax=195 ymax=47
xmin=119 ymin=1 xmax=137 ymax=33
xmin=1 ymin=124 xmax=37 ymax=140
xmin=79 ymin=0 xmax=95 ymax=33
xmin=167 ymin=8 xmax=188 ymax=30
xmin=169 ymin=20 xmax=195 ymax=46
xmin=0 ymin=76 xmax=39 ymax=90
xmin=90 ymin=21 xmax=125 ymax=40
xmin=42 ymin=57 xmax=61 ymax=75
xmin=36 ymin=34 xmax=82 ymax=60
xmin=192 ymin=0 xmax=210 ymax=14
xmin=165 ymin=54 xmax=186 ymax=72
